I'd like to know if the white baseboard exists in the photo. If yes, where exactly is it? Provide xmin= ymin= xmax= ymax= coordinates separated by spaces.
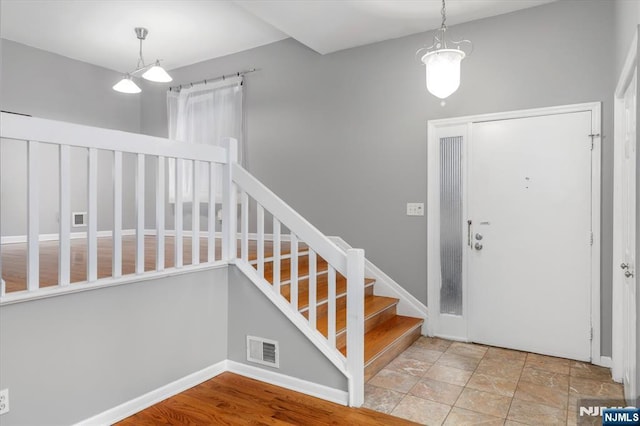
xmin=226 ymin=360 xmax=349 ymax=406
xmin=75 ymin=359 xmax=349 ymax=425
xmin=1 ymin=229 xmax=224 ymax=244
xmin=74 ymin=361 xmax=227 ymax=426
xmin=1 ymin=230 xmax=136 ymax=244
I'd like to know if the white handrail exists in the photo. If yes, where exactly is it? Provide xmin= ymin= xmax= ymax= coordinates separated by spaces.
xmin=1 ymin=112 xmax=226 ymax=163
xmin=232 ymin=164 xmax=348 ymax=275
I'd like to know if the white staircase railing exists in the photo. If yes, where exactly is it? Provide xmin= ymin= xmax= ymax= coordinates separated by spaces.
xmin=0 ymin=112 xmax=228 ymax=302
xmin=0 ymin=114 xmax=366 ymax=406
xmin=228 ymin=139 xmax=365 ymax=406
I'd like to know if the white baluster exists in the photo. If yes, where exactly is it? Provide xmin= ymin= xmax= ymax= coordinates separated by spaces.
xmin=156 ymin=156 xmax=165 ymax=271
xmin=175 ymin=158 xmax=183 ymax=267
xmin=241 ymin=191 xmax=249 ymax=262
xmin=328 ymin=265 xmax=337 ymax=348
xmin=59 ymin=145 xmax=71 ymax=286
xmin=257 ymin=204 xmax=265 ymax=277
xmin=135 ymin=153 xmax=145 ymax=274
xmin=192 ymin=160 xmax=200 ymax=265
xmin=208 ymin=162 xmax=216 ymax=262
xmin=113 ymin=151 xmax=122 ymax=278
xmin=222 ymin=138 xmax=238 ymax=260
xmin=273 ymin=218 xmax=281 ymax=294
xmin=290 ymin=233 xmax=299 ymax=310
xmin=308 ymin=249 xmax=317 ymax=329
xmin=87 ymin=147 xmax=98 ymax=282
xmin=27 ymin=140 xmax=39 ymax=291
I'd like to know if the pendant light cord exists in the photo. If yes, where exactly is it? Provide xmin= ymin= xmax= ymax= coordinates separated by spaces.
xmin=441 ymin=0 xmax=447 ymax=30
xmin=137 ymin=38 xmax=145 ymax=69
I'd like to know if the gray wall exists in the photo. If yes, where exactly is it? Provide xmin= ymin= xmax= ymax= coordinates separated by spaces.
xmin=614 ymin=1 xmax=640 ymax=78
xmin=0 ymin=39 xmax=140 ymax=236
xmin=141 ymin=0 xmax=616 ymax=355
xmin=0 ymin=39 xmax=140 ymax=131
xmin=0 ymin=265 xmax=352 ymax=425
xmin=227 ymin=266 xmax=348 ymax=391
xmin=0 ymin=268 xmax=229 ymax=426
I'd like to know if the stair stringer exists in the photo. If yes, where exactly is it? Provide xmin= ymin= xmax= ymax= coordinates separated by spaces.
xmin=234 ymin=259 xmax=351 ymax=381
xmin=329 ymin=236 xmax=428 ymax=335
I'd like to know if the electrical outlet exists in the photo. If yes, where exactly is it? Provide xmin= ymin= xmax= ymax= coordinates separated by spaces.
xmin=0 ymin=388 xmax=9 ymax=415
xmin=406 ymin=202 xmax=424 ymax=216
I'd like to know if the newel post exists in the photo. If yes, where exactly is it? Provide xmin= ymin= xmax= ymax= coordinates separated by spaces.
xmin=346 ymin=248 xmax=365 ymax=407
xmin=222 ymin=138 xmax=239 ymax=262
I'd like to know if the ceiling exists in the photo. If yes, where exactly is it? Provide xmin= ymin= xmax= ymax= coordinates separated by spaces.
xmin=0 ymin=0 xmax=555 ymax=73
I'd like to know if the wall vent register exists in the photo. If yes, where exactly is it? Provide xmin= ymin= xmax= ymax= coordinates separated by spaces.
xmin=72 ymin=212 xmax=87 ymax=227
xmin=247 ymin=336 xmax=279 ymax=368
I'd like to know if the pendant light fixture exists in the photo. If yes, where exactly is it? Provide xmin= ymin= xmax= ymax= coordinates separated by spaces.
xmin=417 ymin=0 xmax=472 ymax=99
xmin=112 ymin=27 xmax=172 ymax=94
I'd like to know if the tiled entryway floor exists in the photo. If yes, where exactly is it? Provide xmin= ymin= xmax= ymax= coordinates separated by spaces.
xmin=364 ymin=337 xmax=625 ymax=425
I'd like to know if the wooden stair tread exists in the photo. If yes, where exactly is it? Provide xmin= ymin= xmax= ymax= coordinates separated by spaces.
xmin=337 ymin=316 xmax=423 ymax=363
xmin=240 ymin=237 xmax=426 ymax=380
xmin=244 ymin=241 xmax=309 ymax=262
xmin=261 ymin=261 xmax=329 ymax=284
xmin=280 ymin=275 xmax=376 ymax=310
xmin=315 ymin=295 xmax=398 ymax=338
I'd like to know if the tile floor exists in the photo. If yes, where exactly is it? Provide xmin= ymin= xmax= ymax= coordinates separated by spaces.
xmin=364 ymin=337 xmax=625 ymax=425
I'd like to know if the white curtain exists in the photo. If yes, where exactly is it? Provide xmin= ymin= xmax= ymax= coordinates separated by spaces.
xmin=167 ymin=76 xmax=244 ymax=202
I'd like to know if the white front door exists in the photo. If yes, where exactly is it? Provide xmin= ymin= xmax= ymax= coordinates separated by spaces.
xmin=621 ymin=71 xmax=637 ymax=402
xmin=468 ymin=112 xmax=593 ymax=360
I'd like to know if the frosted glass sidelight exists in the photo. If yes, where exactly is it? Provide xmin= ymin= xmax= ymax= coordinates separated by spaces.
xmin=440 ymin=136 xmax=463 ymax=315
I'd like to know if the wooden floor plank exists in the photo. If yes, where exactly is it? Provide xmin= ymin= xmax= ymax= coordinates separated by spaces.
xmin=117 ymin=372 xmax=418 ymax=425
xmin=0 ymin=235 xmax=223 ymax=293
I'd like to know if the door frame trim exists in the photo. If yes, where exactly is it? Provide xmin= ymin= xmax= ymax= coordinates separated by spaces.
xmin=611 ymin=28 xmax=637 ymax=386
xmin=427 ymin=102 xmax=603 ymax=364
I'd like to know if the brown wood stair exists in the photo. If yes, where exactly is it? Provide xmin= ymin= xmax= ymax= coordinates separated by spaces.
xmin=250 ymin=245 xmax=423 ymax=381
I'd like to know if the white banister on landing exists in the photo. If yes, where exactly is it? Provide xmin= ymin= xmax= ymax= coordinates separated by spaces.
xmin=0 ymin=112 xmax=228 ymax=304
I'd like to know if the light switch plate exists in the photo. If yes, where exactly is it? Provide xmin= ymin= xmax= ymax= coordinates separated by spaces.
xmin=406 ymin=203 xmax=424 ymax=216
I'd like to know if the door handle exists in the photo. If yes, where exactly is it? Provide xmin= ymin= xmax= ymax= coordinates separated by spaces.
xmin=621 ymin=263 xmax=630 ymax=270
xmin=625 ymin=271 xmax=634 ymax=278
xmin=474 ymin=242 xmax=483 ymax=250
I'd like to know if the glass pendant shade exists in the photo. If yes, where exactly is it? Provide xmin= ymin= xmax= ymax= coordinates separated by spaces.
xmin=142 ymin=63 xmax=173 ymax=83
xmin=422 ymin=49 xmax=465 ymax=99
xmin=112 ymin=76 xmax=141 ymax=94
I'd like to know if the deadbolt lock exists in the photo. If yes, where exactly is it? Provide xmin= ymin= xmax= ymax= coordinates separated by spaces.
xmin=475 ymin=233 xmax=483 ymax=241
xmin=621 ymin=263 xmax=630 ymax=270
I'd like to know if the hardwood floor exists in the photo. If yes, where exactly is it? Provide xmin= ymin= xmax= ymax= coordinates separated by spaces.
xmin=1 ymin=235 xmax=221 ymax=293
xmin=117 ymin=372 xmax=419 ymax=425
xmin=0 ymin=237 xmax=297 ymax=293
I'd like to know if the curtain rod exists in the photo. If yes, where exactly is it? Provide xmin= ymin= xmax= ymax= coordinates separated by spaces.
xmin=168 ymin=68 xmax=258 ymax=92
